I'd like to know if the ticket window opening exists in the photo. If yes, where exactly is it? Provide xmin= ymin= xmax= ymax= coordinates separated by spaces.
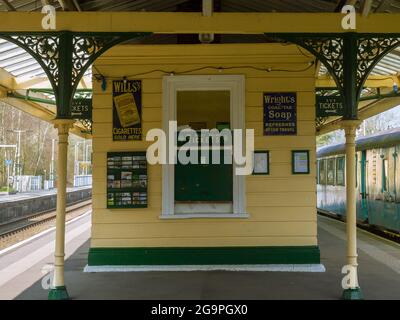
xmin=175 ymin=90 xmax=233 ymax=207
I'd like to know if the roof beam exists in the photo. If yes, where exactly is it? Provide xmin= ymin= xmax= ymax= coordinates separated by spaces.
xmin=0 ymin=12 xmax=399 ymax=33
xmin=1 ymin=96 xmax=89 ymax=138
xmin=317 ymin=74 xmax=400 ymax=88
xmin=1 ymin=0 xmax=16 ymax=11
xmin=362 ymin=0 xmax=373 ymax=16
xmin=57 ymin=0 xmax=81 ymax=11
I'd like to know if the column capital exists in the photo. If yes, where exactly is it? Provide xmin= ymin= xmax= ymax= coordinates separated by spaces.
xmin=52 ymin=119 xmax=75 ymax=134
xmin=341 ymin=120 xmax=362 ymax=134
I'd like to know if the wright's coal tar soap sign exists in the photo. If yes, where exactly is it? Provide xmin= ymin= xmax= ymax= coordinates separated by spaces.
xmin=264 ymin=92 xmax=297 ymax=136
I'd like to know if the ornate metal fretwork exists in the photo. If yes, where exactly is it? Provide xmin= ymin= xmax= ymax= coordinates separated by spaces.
xmin=356 ymin=37 xmax=400 ymax=95
xmin=316 ymin=116 xmax=329 ymax=131
xmin=4 ymin=35 xmax=60 ymax=90
xmin=269 ymin=35 xmax=345 ymax=95
xmin=0 ymin=32 xmax=150 ymax=126
xmin=269 ymin=33 xmax=400 ymax=120
xmin=302 ymin=37 xmax=344 ymax=90
xmin=78 ymin=119 xmax=92 ymax=134
xmin=71 ymin=35 xmax=135 ymax=93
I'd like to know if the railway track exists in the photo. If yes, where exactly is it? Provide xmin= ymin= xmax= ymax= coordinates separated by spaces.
xmin=0 ymin=199 xmax=92 ymax=239
xmin=318 ymin=209 xmax=400 ymax=244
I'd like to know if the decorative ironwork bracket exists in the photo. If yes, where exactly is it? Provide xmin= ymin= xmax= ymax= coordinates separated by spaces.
xmin=266 ymin=33 xmax=400 ymax=120
xmin=0 ymin=32 xmax=151 ymax=123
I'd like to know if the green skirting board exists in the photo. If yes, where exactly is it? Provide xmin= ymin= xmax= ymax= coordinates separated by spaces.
xmin=88 ymin=246 xmax=321 ymax=266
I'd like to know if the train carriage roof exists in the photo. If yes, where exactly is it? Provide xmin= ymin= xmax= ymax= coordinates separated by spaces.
xmin=317 ymin=128 xmax=400 ymax=158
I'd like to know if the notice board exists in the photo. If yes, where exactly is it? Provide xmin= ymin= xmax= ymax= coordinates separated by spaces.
xmin=107 ymin=152 xmax=148 ymax=209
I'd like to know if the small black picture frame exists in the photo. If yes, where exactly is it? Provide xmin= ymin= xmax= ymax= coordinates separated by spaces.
xmin=292 ymin=150 xmax=310 ymax=175
xmin=253 ymin=151 xmax=270 ymax=175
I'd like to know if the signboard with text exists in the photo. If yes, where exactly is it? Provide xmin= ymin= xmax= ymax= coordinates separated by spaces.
xmin=112 ymin=80 xmax=142 ymax=141
xmin=71 ymin=98 xmax=92 ymax=120
xmin=316 ymin=95 xmax=344 ymax=117
xmin=264 ymin=92 xmax=297 ymax=136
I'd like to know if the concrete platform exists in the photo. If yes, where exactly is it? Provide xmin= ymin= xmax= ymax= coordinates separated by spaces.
xmin=0 ymin=186 xmax=90 ymax=203
xmin=1 ymin=214 xmax=400 ymax=300
xmin=0 ymin=187 xmax=92 ymax=225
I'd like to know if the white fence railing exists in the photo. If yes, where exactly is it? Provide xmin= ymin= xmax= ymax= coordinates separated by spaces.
xmin=44 ymin=180 xmax=55 ymax=190
xmin=73 ymin=175 xmax=92 ymax=187
xmin=12 ymin=176 xmax=42 ymax=192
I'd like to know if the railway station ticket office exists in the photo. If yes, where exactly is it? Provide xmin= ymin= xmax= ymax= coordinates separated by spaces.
xmin=88 ymin=43 xmax=320 ymax=267
xmin=6 ymin=10 xmax=399 ymax=300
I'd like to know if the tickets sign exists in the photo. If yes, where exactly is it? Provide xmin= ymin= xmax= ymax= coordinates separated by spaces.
xmin=316 ymin=95 xmax=344 ymax=117
xmin=264 ymin=92 xmax=297 ymax=136
xmin=71 ymin=98 xmax=92 ymax=120
xmin=112 ymin=80 xmax=142 ymax=141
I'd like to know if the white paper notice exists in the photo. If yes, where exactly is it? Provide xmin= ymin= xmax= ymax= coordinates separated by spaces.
xmin=294 ymin=152 xmax=308 ymax=173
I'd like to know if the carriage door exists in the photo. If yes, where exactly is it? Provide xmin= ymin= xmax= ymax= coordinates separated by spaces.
xmin=360 ymin=150 xmax=369 ymax=221
xmin=360 ymin=150 xmax=367 ymax=199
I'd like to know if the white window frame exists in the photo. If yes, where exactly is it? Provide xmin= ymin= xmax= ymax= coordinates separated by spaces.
xmin=161 ymin=75 xmax=248 ymax=219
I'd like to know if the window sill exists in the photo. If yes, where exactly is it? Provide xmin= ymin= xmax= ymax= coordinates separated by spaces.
xmin=159 ymin=213 xmax=250 ymax=220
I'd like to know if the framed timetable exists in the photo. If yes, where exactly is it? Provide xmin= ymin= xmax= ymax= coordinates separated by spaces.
xmin=107 ymin=151 xmax=148 ymax=209
xmin=253 ymin=151 xmax=270 ymax=175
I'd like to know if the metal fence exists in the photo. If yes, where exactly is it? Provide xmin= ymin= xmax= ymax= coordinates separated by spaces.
xmin=73 ymin=175 xmax=92 ymax=187
xmin=12 ymin=175 xmax=43 ymax=192
xmin=44 ymin=180 xmax=55 ymax=190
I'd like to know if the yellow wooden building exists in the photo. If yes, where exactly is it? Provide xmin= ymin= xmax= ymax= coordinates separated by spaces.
xmin=1 ymin=0 xmax=400 ymax=301
xmin=88 ymin=43 xmax=319 ymax=267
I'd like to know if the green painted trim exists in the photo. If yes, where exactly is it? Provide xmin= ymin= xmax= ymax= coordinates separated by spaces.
xmin=342 ymin=288 xmax=363 ymax=300
xmin=48 ymin=286 xmax=69 ymax=300
xmin=88 ymin=246 xmax=321 ymax=266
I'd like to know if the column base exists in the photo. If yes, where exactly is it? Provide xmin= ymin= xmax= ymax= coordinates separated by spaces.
xmin=48 ymin=286 xmax=69 ymax=300
xmin=342 ymin=287 xmax=363 ymax=300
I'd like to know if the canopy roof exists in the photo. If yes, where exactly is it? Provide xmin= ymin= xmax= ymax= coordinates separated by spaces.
xmin=1 ymin=0 xmax=400 ymax=13
xmin=0 ymin=0 xmax=399 ymax=137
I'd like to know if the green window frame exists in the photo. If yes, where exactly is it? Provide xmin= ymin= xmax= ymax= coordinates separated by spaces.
xmin=382 ymin=158 xmax=389 ymax=192
xmin=327 ymin=158 xmax=335 ymax=186
xmin=336 ymin=156 xmax=345 ymax=186
xmin=318 ymin=159 xmax=326 ymax=185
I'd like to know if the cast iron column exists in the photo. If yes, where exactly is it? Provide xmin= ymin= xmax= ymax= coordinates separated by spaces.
xmin=341 ymin=33 xmax=363 ymax=300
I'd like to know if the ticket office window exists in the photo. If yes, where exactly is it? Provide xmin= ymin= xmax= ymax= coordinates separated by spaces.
xmin=162 ymin=75 xmax=246 ymax=218
xmin=175 ymin=90 xmax=233 ymax=205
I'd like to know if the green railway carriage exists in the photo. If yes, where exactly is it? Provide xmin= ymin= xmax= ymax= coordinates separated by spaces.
xmin=317 ymin=128 xmax=400 ymax=233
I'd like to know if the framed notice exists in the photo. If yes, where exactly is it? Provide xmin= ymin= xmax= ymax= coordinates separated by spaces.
xmin=107 ymin=152 xmax=148 ymax=209
xmin=292 ymin=150 xmax=310 ymax=175
xmin=112 ymin=80 xmax=142 ymax=141
xmin=253 ymin=151 xmax=270 ymax=175
xmin=264 ymin=92 xmax=297 ymax=136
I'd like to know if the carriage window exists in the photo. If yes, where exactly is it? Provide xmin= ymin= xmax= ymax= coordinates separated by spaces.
xmin=382 ymin=159 xmax=389 ymax=192
xmin=336 ymin=157 xmax=345 ymax=186
xmin=327 ymin=158 xmax=335 ymax=185
xmin=318 ymin=159 xmax=326 ymax=185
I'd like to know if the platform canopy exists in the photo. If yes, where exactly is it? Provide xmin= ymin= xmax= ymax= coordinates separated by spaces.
xmin=0 ymin=0 xmax=399 ymax=136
